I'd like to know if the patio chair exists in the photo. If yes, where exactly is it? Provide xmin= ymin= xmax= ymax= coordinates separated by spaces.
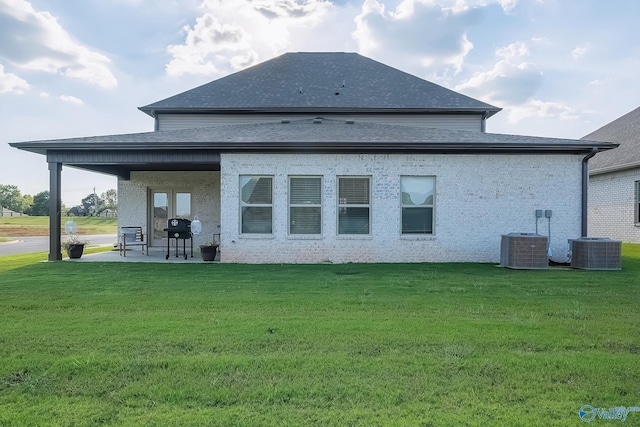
xmin=119 ymin=226 xmax=148 ymax=256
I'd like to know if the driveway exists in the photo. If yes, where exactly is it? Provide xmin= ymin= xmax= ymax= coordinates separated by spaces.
xmin=0 ymin=234 xmax=118 ymax=256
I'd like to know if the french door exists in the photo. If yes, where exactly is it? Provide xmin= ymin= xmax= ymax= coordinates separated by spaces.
xmin=149 ymin=189 xmax=192 ymax=246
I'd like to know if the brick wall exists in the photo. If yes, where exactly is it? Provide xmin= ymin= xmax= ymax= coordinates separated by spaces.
xmin=220 ymin=153 xmax=583 ymax=264
xmin=118 ymin=171 xmax=221 ymax=248
xmin=589 ymin=168 xmax=640 ymax=242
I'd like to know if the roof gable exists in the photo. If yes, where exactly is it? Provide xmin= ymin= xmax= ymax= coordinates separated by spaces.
xmin=584 ymin=106 xmax=640 ymax=173
xmin=140 ymin=52 xmax=500 ymax=116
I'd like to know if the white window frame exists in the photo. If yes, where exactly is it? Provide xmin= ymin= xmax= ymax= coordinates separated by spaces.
xmin=239 ymin=175 xmax=273 ymax=235
xmin=288 ymin=176 xmax=322 ymax=235
xmin=635 ymin=180 xmax=640 ymax=225
xmin=148 ymin=188 xmax=192 ymax=247
xmin=337 ymin=176 xmax=371 ymax=236
xmin=400 ymin=176 xmax=435 ymax=235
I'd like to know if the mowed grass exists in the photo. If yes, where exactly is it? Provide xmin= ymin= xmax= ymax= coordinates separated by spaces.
xmin=0 ymin=216 xmax=117 ymax=237
xmin=1 ymin=247 xmax=639 ymax=426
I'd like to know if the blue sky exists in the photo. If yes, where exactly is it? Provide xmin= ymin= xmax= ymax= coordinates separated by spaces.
xmin=1 ymin=0 xmax=639 ymax=205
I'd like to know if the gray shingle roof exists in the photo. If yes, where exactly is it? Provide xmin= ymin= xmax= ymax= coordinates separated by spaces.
xmin=11 ymin=118 xmax=615 ymax=155
xmin=583 ymin=106 xmax=640 ymax=174
xmin=139 ymin=52 xmax=500 ymax=116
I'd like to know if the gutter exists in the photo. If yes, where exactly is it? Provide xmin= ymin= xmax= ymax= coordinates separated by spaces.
xmin=589 ymin=160 xmax=640 ymax=176
xmin=581 ymin=148 xmax=599 ymax=237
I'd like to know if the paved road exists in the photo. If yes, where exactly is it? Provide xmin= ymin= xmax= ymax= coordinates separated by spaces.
xmin=0 ymin=234 xmax=118 ymax=256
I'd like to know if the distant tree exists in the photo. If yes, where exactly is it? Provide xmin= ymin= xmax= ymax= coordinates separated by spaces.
xmin=25 ymin=191 xmax=49 ymax=216
xmin=0 ymin=184 xmax=25 ymax=212
xmin=80 ymin=192 xmax=105 ymax=216
xmin=100 ymin=189 xmax=117 ymax=211
xmin=21 ymin=194 xmax=33 ymax=212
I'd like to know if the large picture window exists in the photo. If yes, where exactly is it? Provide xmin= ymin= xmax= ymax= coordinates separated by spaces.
xmin=338 ymin=177 xmax=370 ymax=235
xmin=289 ymin=176 xmax=322 ymax=235
xmin=635 ymin=181 xmax=640 ymax=224
xmin=401 ymin=176 xmax=435 ymax=234
xmin=240 ymin=176 xmax=273 ymax=234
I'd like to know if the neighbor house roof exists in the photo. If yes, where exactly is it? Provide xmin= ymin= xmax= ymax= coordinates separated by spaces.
xmin=139 ymin=52 xmax=501 ymax=117
xmin=584 ymin=106 xmax=640 ymax=175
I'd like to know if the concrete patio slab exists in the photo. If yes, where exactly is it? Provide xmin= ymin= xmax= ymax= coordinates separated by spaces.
xmin=68 ymin=246 xmax=218 ymax=263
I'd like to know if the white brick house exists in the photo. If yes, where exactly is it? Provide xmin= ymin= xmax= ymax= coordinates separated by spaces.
xmin=11 ymin=52 xmax=616 ymax=262
xmin=586 ymin=107 xmax=640 ymax=242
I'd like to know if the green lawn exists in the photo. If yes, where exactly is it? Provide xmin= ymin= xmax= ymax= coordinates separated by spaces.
xmin=1 ymin=247 xmax=639 ymax=426
xmin=0 ymin=215 xmax=117 ymax=237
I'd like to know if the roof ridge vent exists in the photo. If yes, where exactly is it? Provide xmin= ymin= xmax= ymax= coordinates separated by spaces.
xmin=313 ymin=118 xmax=322 ymax=124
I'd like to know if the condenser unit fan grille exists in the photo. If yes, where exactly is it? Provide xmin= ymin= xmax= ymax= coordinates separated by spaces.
xmin=571 ymin=238 xmax=621 ymax=270
xmin=500 ymin=233 xmax=549 ymax=270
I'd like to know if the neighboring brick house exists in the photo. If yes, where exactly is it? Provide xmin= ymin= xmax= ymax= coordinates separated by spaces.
xmin=586 ymin=107 xmax=640 ymax=243
xmin=11 ymin=52 xmax=616 ymax=262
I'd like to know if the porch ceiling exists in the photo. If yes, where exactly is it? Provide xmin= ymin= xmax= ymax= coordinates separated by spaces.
xmin=66 ymin=162 xmax=221 ymax=179
xmin=47 ymin=149 xmax=221 ymax=179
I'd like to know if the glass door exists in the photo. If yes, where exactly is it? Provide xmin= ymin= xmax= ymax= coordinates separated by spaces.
xmin=150 ymin=189 xmax=191 ymax=246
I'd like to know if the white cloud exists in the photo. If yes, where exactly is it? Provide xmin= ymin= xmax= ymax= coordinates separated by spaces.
xmin=251 ymin=0 xmax=330 ymax=19
xmin=571 ymin=43 xmax=591 ymax=60
xmin=0 ymin=0 xmax=118 ymax=89
xmin=506 ymin=99 xmax=578 ymax=123
xmin=0 ymin=63 xmax=30 ymax=94
xmin=498 ymin=0 xmax=518 ymax=12
xmin=496 ymin=41 xmax=529 ymax=59
xmin=456 ymin=41 xmax=577 ymax=123
xmin=456 ymin=42 xmax=541 ymax=105
xmin=39 ymin=91 xmax=48 ymax=98
xmin=166 ymin=14 xmax=252 ymax=76
xmin=59 ymin=95 xmax=84 ymax=105
xmin=166 ymin=0 xmax=332 ymax=77
xmin=352 ymin=0 xmax=480 ymax=76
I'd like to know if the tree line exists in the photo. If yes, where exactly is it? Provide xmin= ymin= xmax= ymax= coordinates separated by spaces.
xmin=0 ymin=185 xmax=117 ymax=216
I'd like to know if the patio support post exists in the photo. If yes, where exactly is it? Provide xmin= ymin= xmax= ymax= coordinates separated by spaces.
xmin=48 ymin=161 xmax=62 ymax=261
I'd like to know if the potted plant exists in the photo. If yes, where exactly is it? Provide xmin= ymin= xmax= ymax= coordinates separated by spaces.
xmin=62 ymin=235 xmax=88 ymax=259
xmin=199 ymin=241 xmax=219 ymax=261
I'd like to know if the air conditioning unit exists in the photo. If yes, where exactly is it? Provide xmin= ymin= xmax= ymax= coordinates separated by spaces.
xmin=500 ymin=233 xmax=549 ymax=269
xmin=571 ymin=238 xmax=622 ymax=270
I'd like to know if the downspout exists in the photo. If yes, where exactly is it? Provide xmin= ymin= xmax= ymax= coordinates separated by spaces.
xmin=481 ymin=111 xmax=488 ymax=133
xmin=581 ymin=148 xmax=599 ymax=237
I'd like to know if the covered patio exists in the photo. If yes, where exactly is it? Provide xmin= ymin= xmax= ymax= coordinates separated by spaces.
xmin=70 ymin=245 xmax=219 ymax=263
xmin=20 ymin=145 xmax=221 ymax=261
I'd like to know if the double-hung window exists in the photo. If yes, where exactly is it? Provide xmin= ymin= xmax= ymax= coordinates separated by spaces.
xmin=635 ymin=181 xmax=640 ymax=224
xmin=338 ymin=176 xmax=370 ymax=235
xmin=289 ymin=176 xmax=322 ymax=235
xmin=401 ymin=176 xmax=435 ymax=234
xmin=240 ymin=175 xmax=273 ymax=234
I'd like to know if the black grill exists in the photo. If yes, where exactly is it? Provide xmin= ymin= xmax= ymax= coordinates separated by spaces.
xmin=164 ymin=218 xmax=193 ymax=259
xmin=166 ymin=218 xmax=191 ymax=238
